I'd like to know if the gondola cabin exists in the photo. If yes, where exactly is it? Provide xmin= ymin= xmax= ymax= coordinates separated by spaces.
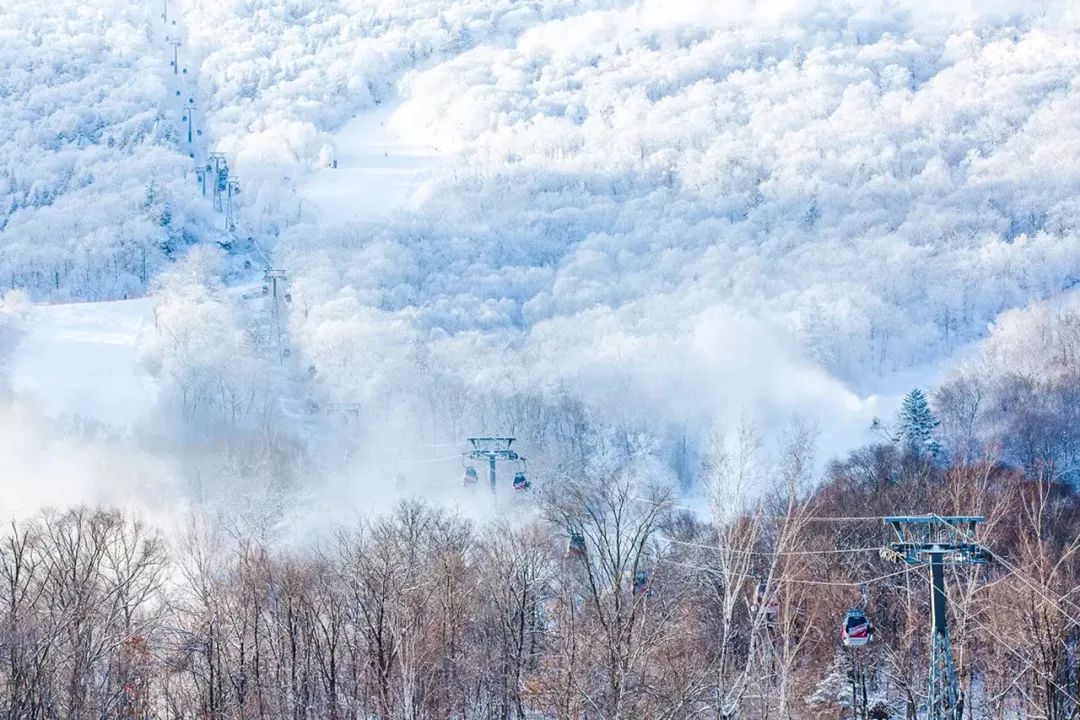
xmin=566 ymin=532 xmax=586 ymax=559
xmin=841 ymin=608 xmax=873 ymax=647
xmin=752 ymin=581 xmax=779 ymax=626
xmin=462 ymin=466 xmax=479 ymax=488
xmin=633 ymin=569 xmax=650 ymax=596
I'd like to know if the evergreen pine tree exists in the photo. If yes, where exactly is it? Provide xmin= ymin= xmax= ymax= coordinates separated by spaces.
xmin=894 ymin=388 xmax=941 ymax=458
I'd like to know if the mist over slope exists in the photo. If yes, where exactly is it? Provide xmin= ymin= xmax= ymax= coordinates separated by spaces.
xmin=178 ymin=0 xmax=1080 ymax=465
xmin=7 ymin=5 xmax=1080 ymax=717
xmin=5 ymin=0 xmax=1080 ymax=507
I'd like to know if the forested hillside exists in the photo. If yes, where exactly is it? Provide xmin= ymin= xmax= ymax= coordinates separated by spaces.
xmin=7 ymin=0 xmax=1080 ymax=461
xmin=0 ymin=0 xmax=216 ymax=300
xmin=10 ymin=261 xmax=1080 ymax=720
xmin=3 ymin=421 xmax=1079 ymax=719
xmin=186 ymin=0 xmax=1080 ymax=462
xmin=5 ymin=1 xmax=1080 ymax=717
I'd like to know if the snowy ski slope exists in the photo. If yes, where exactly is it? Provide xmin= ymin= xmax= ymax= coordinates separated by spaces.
xmin=297 ymin=103 xmax=442 ymax=224
xmin=0 ymin=4 xmax=198 ymax=435
xmin=7 ymin=299 xmax=158 ymax=432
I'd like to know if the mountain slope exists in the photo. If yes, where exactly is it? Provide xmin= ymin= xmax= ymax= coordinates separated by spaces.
xmin=0 ymin=0 xmax=219 ymax=300
xmin=186 ymin=0 xmax=1080 ymax=462
xmin=8 ymin=298 xmax=158 ymax=430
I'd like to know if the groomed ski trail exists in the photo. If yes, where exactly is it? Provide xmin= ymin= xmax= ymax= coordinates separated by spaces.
xmin=7 ymin=299 xmax=158 ymax=431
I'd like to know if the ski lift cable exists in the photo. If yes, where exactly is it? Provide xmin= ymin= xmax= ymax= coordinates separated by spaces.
xmin=783 ymin=564 xmax=919 ymax=588
xmin=664 ymin=502 xmax=1080 ymax=611
xmin=660 ymin=555 xmax=919 ymax=588
xmin=967 ymin=615 xmax=1078 ymax=709
xmin=957 ymin=521 xmax=1080 ymax=619
xmin=634 ymin=496 xmax=887 ymax=522
xmin=768 ymin=514 xmax=887 ymax=523
xmin=930 ymin=513 xmax=1080 ymax=627
xmin=659 ymin=557 xmax=724 ymax=575
xmin=945 ymin=579 xmax=1080 ymax=709
xmin=665 ymin=536 xmax=881 ymax=557
xmin=980 ymin=554 xmax=1080 ymax=631
xmin=399 ymin=454 xmax=463 ymax=465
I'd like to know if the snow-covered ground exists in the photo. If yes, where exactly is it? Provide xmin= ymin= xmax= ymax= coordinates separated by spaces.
xmin=6 ymin=299 xmax=158 ymax=432
xmin=0 ymin=4 xmax=204 ymax=436
xmin=297 ymin=103 xmax=441 ymax=223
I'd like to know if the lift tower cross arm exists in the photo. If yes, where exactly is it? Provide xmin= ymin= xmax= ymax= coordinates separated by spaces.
xmin=882 ymin=515 xmax=989 ymax=720
xmin=168 ymin=40 xmax=182 ymax=74
xmin=465 ymin=437 xmax=521 ymax=497
xmin=184 ymin=100 xmax=197 ymax=145
xmin=208 ymin=153 xmax=227 ymax=211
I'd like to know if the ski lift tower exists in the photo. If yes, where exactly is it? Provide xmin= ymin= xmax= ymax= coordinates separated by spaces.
xmin=208 ymin=153 xmax=226 ymax=211
xmin=224 ymin=178 xmax=240 ymax=232
xmin=264 ymin=268 xmax=287 ymax=300
xmin=264 ymin=268 xmax=288 ymax=362
xmin=882 ymin=516 xmax=990 ymax=720
xmin=465 ymin=437 xmax=521 ymax=497
xmin=183 ymin=100 xmax=197 ymax=145
xmin=168 ymin=40 xmax=181 ymax=74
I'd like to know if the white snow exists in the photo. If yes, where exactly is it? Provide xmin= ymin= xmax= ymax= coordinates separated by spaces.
xmin=6 ymin=299 xmax=158 ymax=432
xmin=297 ymin=103 xmax=441 ymax=224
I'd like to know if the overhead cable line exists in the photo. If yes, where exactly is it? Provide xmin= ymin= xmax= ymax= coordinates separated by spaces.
xmin=658 ymin=556 xmax=919 ymax=588
xmin=665 ymin=536 xmax=882 ymax=557
xmin=782 ymin=565 xmax=920 ymax=588
xmin=399 ymin=454 xmax=463 ymax=465
xmin=636 ymin=496 xmax=888 ymax=523
xmin=932 ymin=513 xmax=1080 ymax=627
xmin=950 ymin=581 xmax=1080 ymax=711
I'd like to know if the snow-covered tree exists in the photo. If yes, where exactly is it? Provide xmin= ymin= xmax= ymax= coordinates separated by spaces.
xmin=0 ymin=0 xmax=221 ymax=301
xmin=807 ymin=651 xmax=855 ymax=715
xmin=894 ymin=388 xmax=941 ymax=458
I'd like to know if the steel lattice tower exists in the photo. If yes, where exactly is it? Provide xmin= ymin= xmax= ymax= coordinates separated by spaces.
xmin=465 ymin=437 xmax=520 ymax=497
xmin=882 ymin=516 xmax=989 ymax=720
